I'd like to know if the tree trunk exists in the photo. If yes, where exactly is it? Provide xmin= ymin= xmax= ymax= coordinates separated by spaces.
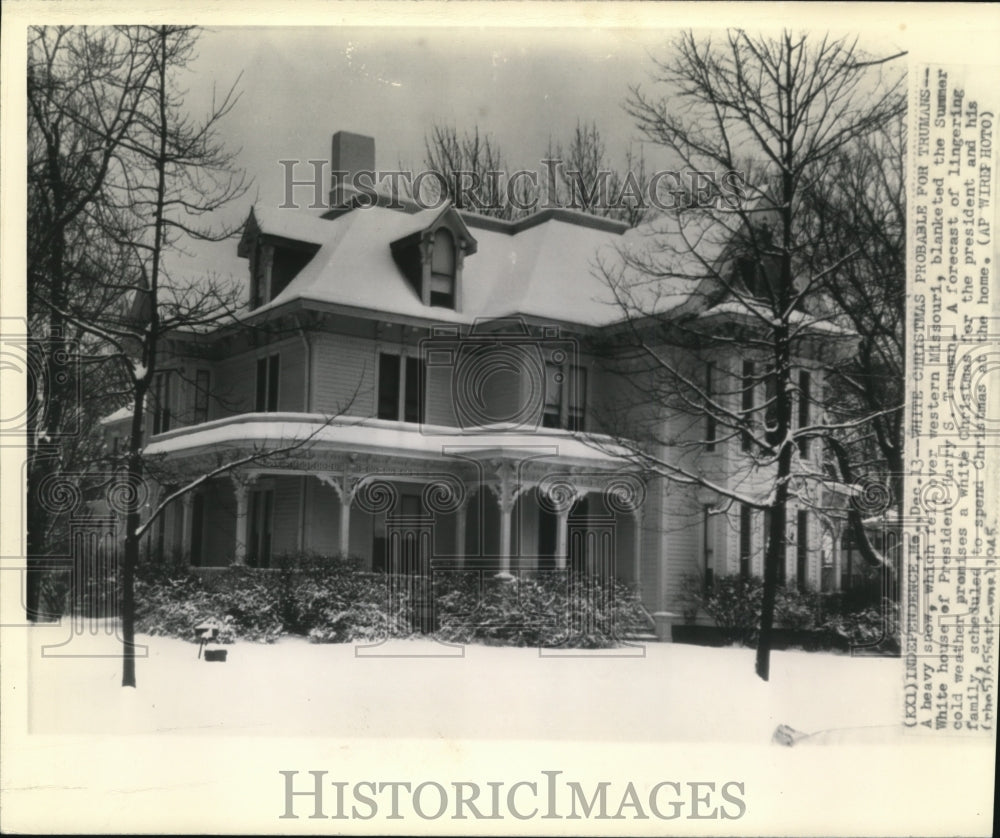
xmin=121 ymin=506 xmax=139 ymax=688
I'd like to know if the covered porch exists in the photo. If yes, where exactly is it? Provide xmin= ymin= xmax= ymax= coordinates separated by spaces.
xmin=143 ymin=413 xmax=647 ymax=584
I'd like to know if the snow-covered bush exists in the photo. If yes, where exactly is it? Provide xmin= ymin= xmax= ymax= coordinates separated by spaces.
xmin=698 ymin=575 xmax=765 ymax=645
xmin=134 ymin=554 xmax=414 ymax=644
xmin=682 ymin=572 xmax=899 ymax=652
xmin=434 ymin=572 xmax=646 ymax=648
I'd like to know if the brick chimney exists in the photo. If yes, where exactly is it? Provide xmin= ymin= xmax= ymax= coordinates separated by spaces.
xmin=329 ymin=130 xmax=375 ymax=207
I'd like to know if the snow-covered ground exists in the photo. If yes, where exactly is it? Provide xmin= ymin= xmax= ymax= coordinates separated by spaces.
xmin=26 ymin=623 xmax=905 ymax=743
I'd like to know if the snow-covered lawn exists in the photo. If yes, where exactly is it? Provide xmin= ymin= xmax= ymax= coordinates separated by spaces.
xmin=27 ymin=624 xmax=904 ymax=743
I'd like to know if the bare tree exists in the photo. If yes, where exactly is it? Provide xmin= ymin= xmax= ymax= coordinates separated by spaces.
xmin=545 ymin=119 xmax=651 ymax=225
xmin=804 ymin=114 xmax=906 ymax=520
xmin=420 ymin=121 xmax=650 ymax=224
xmin=589 ymin=30 xmax=905 ymax=679
xmin=421 ymin=124 xmax=527 ymax=218
xmin=26 ymin=25 xmax=161 ymax=617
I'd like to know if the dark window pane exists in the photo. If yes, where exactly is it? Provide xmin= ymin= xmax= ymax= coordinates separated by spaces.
xmin=404 ymin=356 xmax=422 ymax=423
xmin=378 ymin=353 xmax=401 ymax=420
xmin=739 ymin=505 xmax=752 ymax=578
xmin=195 ymin=370 xmax=210 ymax=424
xmin=256 ymin=358 xmax=267 ymax=412
xmin=267 ymin=355 xmax=280 ymax=412
xmin=703 ymin=506 xmax=714 ymax=590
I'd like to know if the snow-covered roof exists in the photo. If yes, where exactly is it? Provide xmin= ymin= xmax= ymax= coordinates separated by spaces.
xmin=243 ymin=203 xmax=728 ymax=328
xmin=143 ymin=413 xmax=632 ymax=467
xmin=244 ymin=205 xmax=333 ymax=247
xmin=99 ymin=404 xmax=138 ymax=426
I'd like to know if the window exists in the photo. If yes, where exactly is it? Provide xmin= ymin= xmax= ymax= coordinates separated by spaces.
xmin=152 ymin=371 xmax=172 ymax=435
xmin=543 ymin=361 xmax=586 ymax=431
xmin=255 ymin=355 xmax=279 ymax=412
xmin=248 ymin=488 xmax=273 ymax=568
xmin=430 ymin=229 xmax=456 ymax=308
xmin=737 ymin=257 xmax=764 ymax=299
xmin=705 ymin=362 xmax=716 ymax=451
xmin=739 ymin=505 xmax=752 ymax=579
xmin=377 ymin=353 xmax=425 ymax=423
xmin=798 ymin=370 xmax=811 ymax=457
xmin=741 ymin=360 xmax=754 ymax=452
xmin=841 ymin=530 xmax=857 ymax=591
xmin=703 ymin=506 xmax=715 ymax=589
xmin=194 ymin=369 xmax=210 ymax=424
xmin=797 ymin=510 xmax=809 ymax=591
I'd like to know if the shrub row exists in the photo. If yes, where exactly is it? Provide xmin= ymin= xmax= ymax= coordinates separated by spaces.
xmin=434 ymin=572 xmax=649 ymax=648
xmin=135 ymin=554 xmax=412 ymax=644
xmin=681 ymin=573 xmax=900 ymax=652
xmin=133 ymin=555 xmax=650 ymax=648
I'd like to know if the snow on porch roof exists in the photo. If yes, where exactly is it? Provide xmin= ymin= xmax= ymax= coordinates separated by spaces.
xmin=142 ymin=413 xmax=633 ymax=467
xmin=243 ymin=203 xmax=727 ymax=328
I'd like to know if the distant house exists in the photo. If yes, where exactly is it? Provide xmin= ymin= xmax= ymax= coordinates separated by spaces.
xmin=103 ymin=130 xmax=861 ymax=616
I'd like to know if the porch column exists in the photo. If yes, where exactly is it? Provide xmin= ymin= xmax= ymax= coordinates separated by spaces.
xmin=489 ymin=461 xmax=521 ymax=576
xmin=555 ymin=508 xmax=571 ymax=570
xmin=498 ymin=497 xmax=514 ymax=574
xmin=181 ymin=492 xmax=194 ymax=564
xmin=339 ymin=495 xmax=352 ymax=557
xmin=832 ymin=524 xmax=843 ymax=591
xmin=233 ymin=482 xmax=248 ymax=566
xmin=230 ymin=472 xmax=257 ymax=566
xmin=632 ymin=506 xmax=644 ymax=589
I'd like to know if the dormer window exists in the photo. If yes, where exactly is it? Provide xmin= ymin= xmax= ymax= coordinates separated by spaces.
xmin=430 ymin=229 xmax=456 ymax=308
xmin=390 ymin=206 xmax=476 ymax=313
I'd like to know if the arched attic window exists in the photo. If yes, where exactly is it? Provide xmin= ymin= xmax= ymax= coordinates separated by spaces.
xmin=430 ymin=228 xmax=456 ymax=308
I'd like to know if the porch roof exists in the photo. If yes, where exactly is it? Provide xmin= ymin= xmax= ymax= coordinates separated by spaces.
xmin=143 ymin=412 xmax=636 ymax=470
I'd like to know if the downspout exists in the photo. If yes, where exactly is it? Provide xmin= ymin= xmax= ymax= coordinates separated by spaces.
xmin=298 ymin=315 xmax=312 ymax=552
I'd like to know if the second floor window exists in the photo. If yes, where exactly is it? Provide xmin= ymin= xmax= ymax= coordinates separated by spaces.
xmin=152 ymin=371 xmax=172 ymax=435
xmin=543 ymin=362 xmax=586 ymax=431
xmin=256 ymin=354 xmax=279 ymax=412
xmin=378 ymin=352 xmax=424 ymax=423
xmin=194 ymin=369 xmax=210 ymax=424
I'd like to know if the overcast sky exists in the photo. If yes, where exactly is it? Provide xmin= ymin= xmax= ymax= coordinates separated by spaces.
xmin=171 ymin=23 xmax=919 ymax=283
xmin=188 ymin=26 xmax=682 ymax=212
xmin=170 ymin=24 xmax=693 ymax=281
